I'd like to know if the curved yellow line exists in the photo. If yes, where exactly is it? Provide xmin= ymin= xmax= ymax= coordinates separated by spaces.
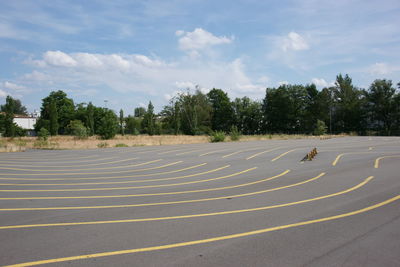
xmin=271 ymin=149 xmax=296 ymax=162
xmin=0 ymin=161 xmax=182 ymax=176
xmin=374 ymin=155 xmax=400 ymax=168
xmin=0 ymin=165 xmax=226 ymax=186
xmin=0 ymin=167 xmax=256 ymax=192
xmin=0 ymin=162 xmax=205 ymax=181
xmin=246 ymin=147 xmax=281 ymax=160
xmin=5 ymin=190 xmax=399 ymax=267
xmin=0 ymin=176 xmax=373 ymax=230
xmin=0 ymin=157 xmax=139 ymax=168
xmin=0 ymin=158 xmax=159 ymax=172
xmin=0 ymin=170 xmax=302 ymax=210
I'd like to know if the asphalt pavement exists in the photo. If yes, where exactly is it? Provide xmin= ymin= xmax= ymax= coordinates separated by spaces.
xmin=0 ymin=136 xmax=399 ymax=266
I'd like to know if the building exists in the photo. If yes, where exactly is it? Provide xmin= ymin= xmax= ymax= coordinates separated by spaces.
xmin=13 ymin=113 xmax=38 ymax=136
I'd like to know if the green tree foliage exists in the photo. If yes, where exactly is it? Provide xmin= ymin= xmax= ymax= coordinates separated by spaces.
xmin=3 ymin=96 xmax=15 ymax=137
xmin=142 ymin=101 xmax=155 ymax=135
xmin=67 ymin=120 xmax=88 ymax=139
xmin=207 ymin=88 xmax=233 ymax=132
xmin=49 ymin=99 xmax=58 ymax=136
xmin=232 ymin=97 xmax=263 ymax=134
xmin=86 ymin=102 xmax=95 ymax=136
xmin=332 ymin=74 xmax=364 ymax=133
xmin=36 ymin=90 xmax=75 ymax=134
xmin=98 ymin=109 xmax=118 ymax=139
xmin=125 ymin=115 xmax=141 ymax=135
xmin=160 ymin=100 xmax=180 ymax=134
xmin=134 ymin=107 xmax=146 ymax=117
xmin=365 ymin=79 xmax=397 ymax=135
xmin=0 ymin=96 xmax=27 ymax=115
xmin=314 ymin=119 xmax=327 ymax=135
xmin=119 ymin=109 xmax=124 ymax=135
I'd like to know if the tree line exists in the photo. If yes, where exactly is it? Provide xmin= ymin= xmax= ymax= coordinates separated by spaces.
xmin=1 ymin=74 xmax=399 ymax=139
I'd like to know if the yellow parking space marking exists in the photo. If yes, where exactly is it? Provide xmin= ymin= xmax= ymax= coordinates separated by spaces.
xmin=0 ymin=164 xmax=225 ymax=186
xmin=0 ymin=154 xmax=99 ymax=162
xmin=271 ymin=149 xmax=296 ymax=162
xmin=222 ymin=147 xmax=265 ymax=158
xmin=199 ymin=149 xmax=229 ymax=157
xmin=0 ymin=162 xmax=204 ymax=181
xmin=0 ymin=176 xmax=373 ymax=230
xmin=0 ymin=167 xmax=256 ymax=192
xmin=374 ymin=155 xmax=400 ymax=168
xmin=0 ymin=157 xmax=139 ymax=168
xmin=332 ymin=152 xmax=378 ymax=166
xmin=176 ymin=149 xmax=205 ymax=156
xmin=158 ymin=149 xmax=188 ymax=155
xmin=0 ymin=158 xmax=159 ymax=172
xmin=6 ymin=183 xmax=397 ymax=267
xmin=0 ymin=161 xmax=182 ymax=176
xmin=0 ymin=155 xmax=112 ymax=164
xmin=0 ymin=170 xmax=326 ymax=209
xmin=246 ymin=147 xmax=281 ymax=160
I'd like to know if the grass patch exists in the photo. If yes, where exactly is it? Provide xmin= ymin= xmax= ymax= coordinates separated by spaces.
xmin=97 ymin=142 xmax=109 ymax=148
xmin=115 ymin=143 xmax=128 ymax=147
xmin=210 ymin=131 xmax=226 ymax=142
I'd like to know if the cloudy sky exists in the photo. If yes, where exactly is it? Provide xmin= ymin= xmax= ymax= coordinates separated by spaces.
xmin=0 ymin=0 xmax=399 ymax=114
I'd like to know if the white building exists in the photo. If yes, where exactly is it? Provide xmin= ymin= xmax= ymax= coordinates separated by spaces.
xmin=13 ymin=114 xmax=38 ymax=136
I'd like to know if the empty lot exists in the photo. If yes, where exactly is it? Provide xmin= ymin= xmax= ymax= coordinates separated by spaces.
xmin=1 ymin=137 xmax=400 ymax=266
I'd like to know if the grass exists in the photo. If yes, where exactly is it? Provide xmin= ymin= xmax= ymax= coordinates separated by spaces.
xmin=0 ymin=134 xmax=346 ymax=152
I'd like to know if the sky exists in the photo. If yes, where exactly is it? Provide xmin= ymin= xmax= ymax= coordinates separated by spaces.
xmin=0 ymin=0 xmax=399 ymax=114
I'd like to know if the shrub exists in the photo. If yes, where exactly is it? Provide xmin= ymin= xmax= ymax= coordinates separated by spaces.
xmin=229 ymin=125 xmax=241 ymax=141
xmin=210 ymin=131 xmax=226 ymax=142
xmin=67 ymin=120 xmax=88 ymax=139
xmin=98 ymin=110 xmax=118 ymax=139
xmin=115 ymin=143 xmax=128 ymax=147
xmin=314 ymin=120 xmax=327 ymax=136
xmin=97 ymin=142 xmax=109 ymax=148
xmin=38 ymin=127 xmax=49 ymax=141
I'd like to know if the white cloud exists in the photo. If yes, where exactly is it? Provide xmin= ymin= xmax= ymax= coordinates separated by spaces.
xmin=23 ymin=71 xmax=50 ymax=81
xmin=0 ymin=89 xmax=7 ymax=98
xmin=278 ymin=81 xmax=289 ymax=86
xmin=311 ymin=78 xmax=330 ymax=87
xmin=175 ymin=30 xmax=184 ymax=36
xmin=177 ymin=28 xmax=233 ymax=54
xmin=43 ymin=51 xmax=77 ymax=67
xmin=282 ymin=32 xmax=309 ymax=52
xmin=3 ymin=81 xmax=25 ymax=91
xmin=368 ymin=62 xmax=393 ymax=75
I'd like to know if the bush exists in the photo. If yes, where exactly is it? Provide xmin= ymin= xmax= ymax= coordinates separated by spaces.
xmin=98 ymin=110 xmax=118 ymax=139
xmin=38 ymin=127 xmax=49 ymax=141
xmin=314 ymin=120 xmax=327 ymax=136
xmin=67 ymin=120 xmax=88 ymax=139
xmin=229 ymin=125 xmax=241 ymax=141
xmin=210 ymin=131 xmax=226 ymax=142
xmin=115 ymin=143 xmax=128 ymax=147
xmin=97 ymin=142 xmax=109 ymax=148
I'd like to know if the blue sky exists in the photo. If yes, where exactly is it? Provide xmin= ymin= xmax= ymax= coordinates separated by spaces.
xmin=0 ymin=0 xmax=399 ymax=114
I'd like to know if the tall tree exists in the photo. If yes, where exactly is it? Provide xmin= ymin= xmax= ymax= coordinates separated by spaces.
xmin=1 ymin=97 xmax=27 ymax=115
xmin=98 ymin=109 xmax=118 ymax=139
xmin=119 ymin=109 xmax=124 ymax=135
xmin=142 ymin=101 xmax=155 ymax=135
xmin=207 ymin=88 xmax=234 ymax=132
xmin=365 ymin=79 xmax=396 ymax=135
xmin=134 ymin=107 xmax=146 ymax=117
xmin=3 ymin=96 xmax=15 ymax=137
xmin=48 ymin=99 xmax=58 ymax=136
xmin=86 ymin=102 xmax=95 ymax=136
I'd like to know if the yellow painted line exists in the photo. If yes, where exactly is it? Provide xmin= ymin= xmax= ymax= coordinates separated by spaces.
xmin=332 ymin=152 xmax=377 ymax=166
xmin=374 ymin=155 xmax=400 ymax=168
xmin=0 ymin=155 xmax=113 ymax=164
xmin=199 ymin=149 xmax=229 ymax=157
xmin=0 ymin=154 xmax=99 ymax=162
xmin=271 ymin=149 xmax=296 ymax=162
xmin=0 ymin=164 xmax=223 ymax=186
xmin=0 ymin=167 xmax=255 ymax=192
xmin=368 ymin=147 xmax=373 ymax=151
xmin=157 ymin=149 xmax=187 ymax=155
xmin=6 ymin=187 xmax=398 ymax=267
xmin=0 ymin=157 xmax=139 ymax=168
xmin=222 ymin=147 xmax=264 ymax=158
xmin=0 ymin=170 xmax=326 ymax=209
xmin=246 ymin=147 xmax=281 ymax=160
xmin=0 ymin=176 xmax=373 ymax=230
xmin=0 ymin=158 xmax=160 ymax=172
xmin=0 ymin=162 xmax=203 ymax=181
xmin=0 ymin=161 xmax=182 ymax=176
xmin=176 ymin=149 xmax=204 ymax=156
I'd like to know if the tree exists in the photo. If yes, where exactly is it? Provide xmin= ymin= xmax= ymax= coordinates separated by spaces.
xmin=119 ymin=109 xmax=124 ymax=135
xmin=86 ymin=102 xmax=95 ymax=136
xmin=0 ymin=97 xmax=27 ymax=115
xmin=98 ymin=109 xmax=118 ymax=139
xmin=134 ymin=107 xmax=146 ymax=117
xmin=36 ymin=90 xmax=75 ymax=134
xmin=332 ymin=74 xmax=364 ymax=133
xmin=142 ymin=101 xmax=155 ymax=135
xmin=49 ymin=99 xmax=58 ymax=136
xmin=67 ymin=120 xmax=87 ymax=139
xmin=160 ymin=100 xmax=181 ymax=135
xmin=125 ymin=115 xmax=141 ymax=135
xmin=3 ymin=96 xmax=15 ymax=137
xmin=207 ymin=88 xmax=234 ymax=132
xmin=365 ymin=79 xmax=396 ymax=135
